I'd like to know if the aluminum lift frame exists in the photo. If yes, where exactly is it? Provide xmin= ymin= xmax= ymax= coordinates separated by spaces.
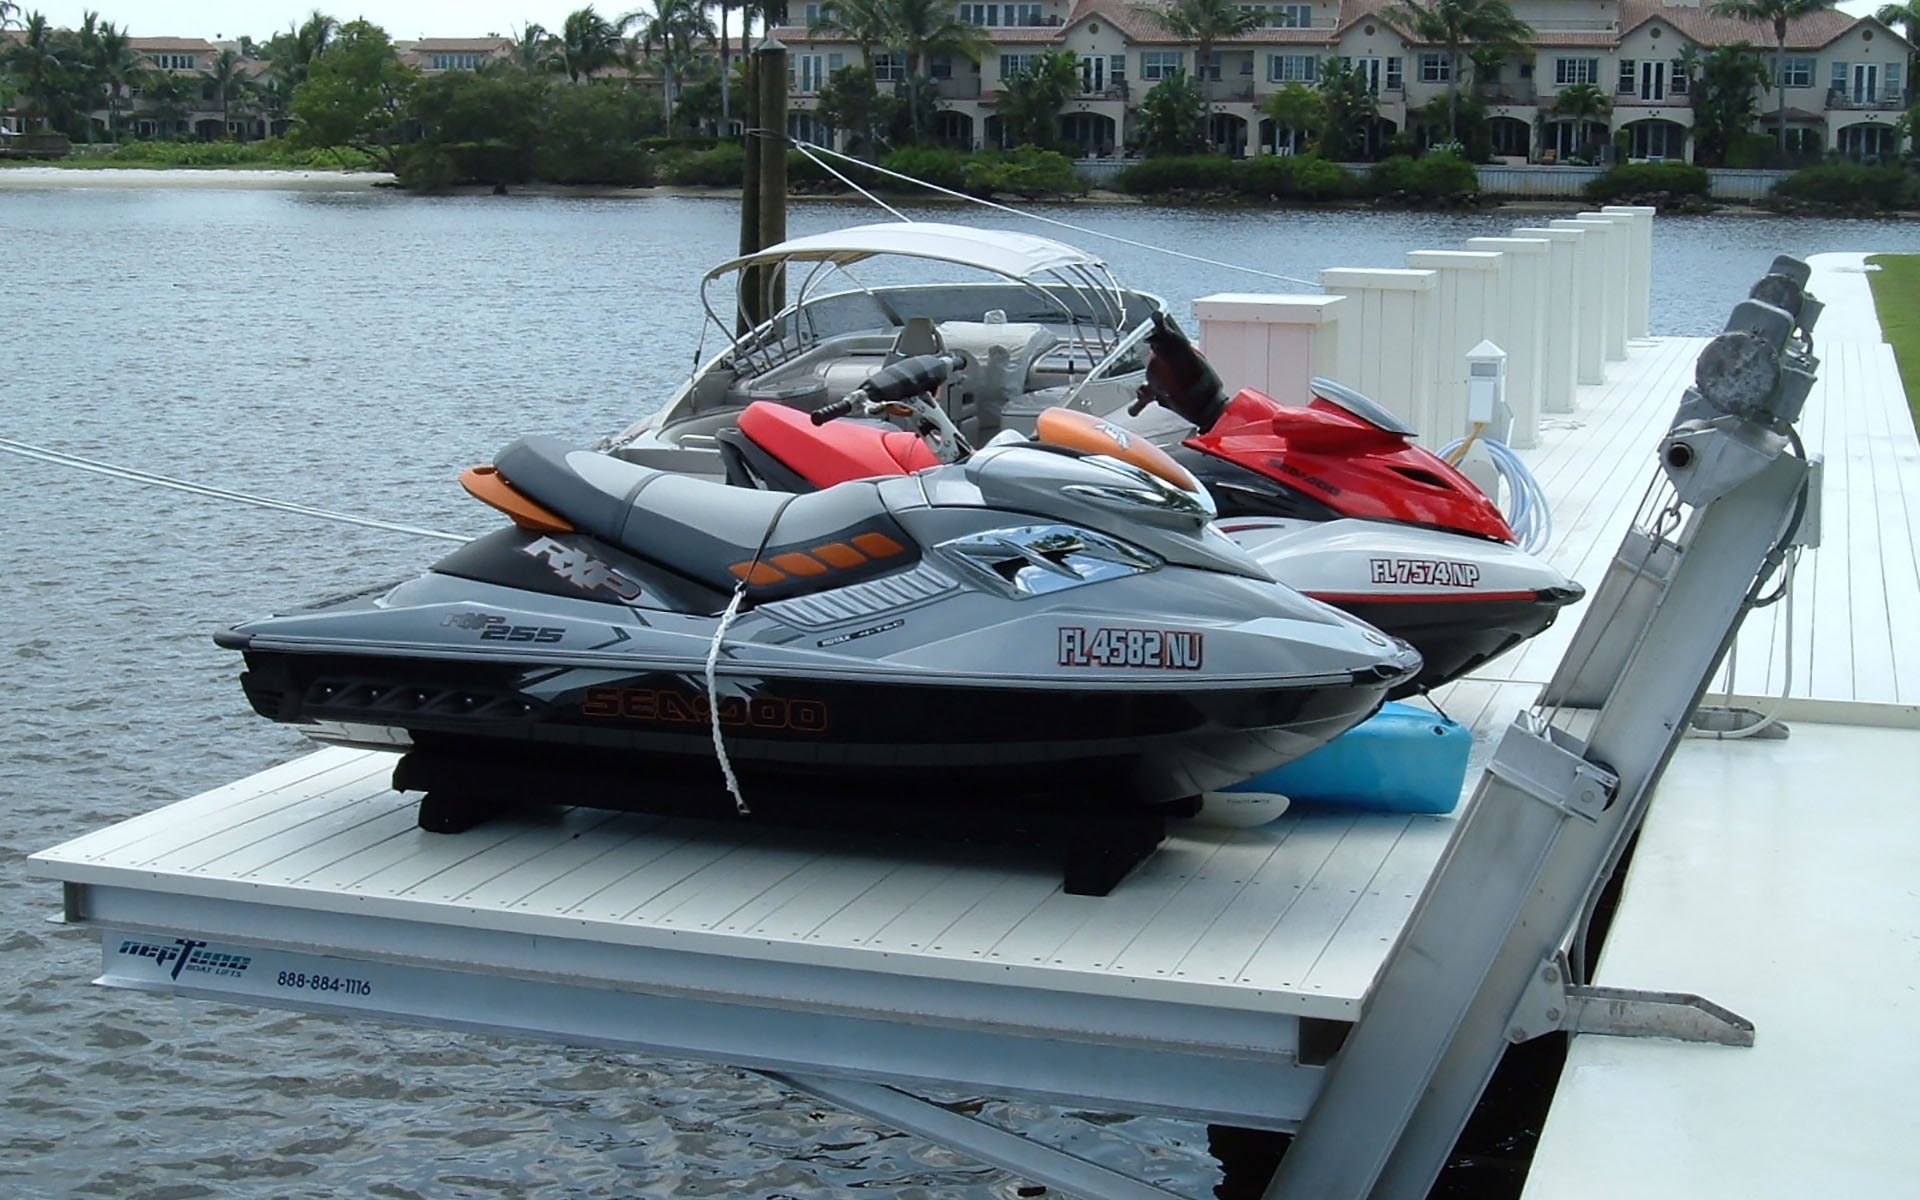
xmin=1268 ymin=261 xmax=1820 ymax=1199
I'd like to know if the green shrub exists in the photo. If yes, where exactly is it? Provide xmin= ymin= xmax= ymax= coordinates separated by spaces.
xmin=99 ymin=138 xmax=371 ymax=169
xmin=786 ymin=148 xmax=850 ymax=190
xmin=1771 ymin=163 xmax=1918 ymax=209
xmin=1225 ymin=153 xmax=1358 ymax=200
xmin=662 ymin=142 xmax=746 ymax=186
xmin=962 ymin=146 xmax=1084 ymax=198
xmin=1584 ymin=161 xmax=1709 ymax=201
xmin=878 ymin=145 xmax=968 ymax=192
xmin=1115 ymin=154 xmax=1236 ymax=195
xmin=1369 ymin=151 xmax=1477 ymax=198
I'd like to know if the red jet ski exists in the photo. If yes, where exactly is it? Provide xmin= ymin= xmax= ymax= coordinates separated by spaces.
xmin=716 ymin=348 xmax=1583 ymax=697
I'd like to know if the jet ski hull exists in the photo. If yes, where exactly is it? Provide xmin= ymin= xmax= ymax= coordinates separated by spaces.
xmin=227 ymin=642 xmax=1397 ymax=810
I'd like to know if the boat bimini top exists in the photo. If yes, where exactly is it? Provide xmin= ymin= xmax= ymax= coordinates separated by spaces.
xmin=703 ymin=221 xmax=1146 ymax=379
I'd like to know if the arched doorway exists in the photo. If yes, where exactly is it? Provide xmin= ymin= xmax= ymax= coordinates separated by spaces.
xmin=1258 ymin=117 xmax=1311 ymax=154
xmin=1061 ymin=111 xmax=1116 ymax=157
xmin=1207 ymin=112 xmax=1249 ymax=157
xmin=788 ymin=110 xmax=834 ymax=150
xmin=983 ymin=114 xmax=1009 ymax=150
xmin=1837 ymin=122 xmax=1896 ymax=162
xmin=1623 ymin=118 xmax=1685 ymax=161
xmin=1540 ymin=119 xmax=1607 ymax=163
xmin=1488 ymin=116 xmax=1530 ymax=158
xmin=932 ymin=109 xmax=974 ymax=150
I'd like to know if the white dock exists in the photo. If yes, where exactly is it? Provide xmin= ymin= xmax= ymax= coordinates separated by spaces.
xmin=29 ymin=255 xmax=1920 ymax=1197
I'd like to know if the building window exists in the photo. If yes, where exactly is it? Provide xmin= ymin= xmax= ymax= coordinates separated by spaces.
xmin=1670 ymin=59 xmax=1689 ymax=93
xmin=871 ymin=52 xmax=904 ymax=81
xmin=796 ymin=53 xmax=826 ymax=91
xmin=960 ymin=3 xmax=1043 ymax=25
xmin=1386 ymin=56 xmax=1403 ymax=90
xmin=1617 ymin=59 xmax=1635 ymax=93
xmin=1418 ymin=52 xmax=1450 ymax=83
xmin=928 ymin=54 xmax=952 ymax=79
xmin=1267 ymin=53 xmax=1317 ymax=83
xmin=1555 ymin=57 xmax=1599 ymax=86
xmin=803 ymin=3 xmax=831 ymax=26
xmin=1242 ymin=3 xmax=1312 ymax=27
xmin=149 ymin=52 xmax=197 ymax=70
xmin=1110 ymin=54 xmax=1126 ymax=83
xmin=999 ymin=52 xmax=1039 ymax=80
xmin=1776 ymin=56 xmax=1814 ymax=88
xmin=1141 ymin=50 xmax=1183 ymax=81
xmin=430 ymin=52 xmax=483 ymax=70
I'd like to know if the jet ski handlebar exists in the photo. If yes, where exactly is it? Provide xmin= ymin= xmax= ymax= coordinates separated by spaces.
xmin=812 ymin=353 xmax=961 ymax=425
xmin=1127 ymin=311 xmax=1230 ymax=432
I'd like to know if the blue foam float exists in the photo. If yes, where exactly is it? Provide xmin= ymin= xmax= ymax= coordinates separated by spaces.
xmin=1222 ymin=701 xmax=1472 ymax=814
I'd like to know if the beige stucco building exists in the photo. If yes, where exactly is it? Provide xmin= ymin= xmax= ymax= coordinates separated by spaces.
xmin=776 ymin=0 xmax=1915 ymax=161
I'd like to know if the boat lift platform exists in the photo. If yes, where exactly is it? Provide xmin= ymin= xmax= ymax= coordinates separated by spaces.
xmin=32 ymin=255 xmax=1920 ymax=1199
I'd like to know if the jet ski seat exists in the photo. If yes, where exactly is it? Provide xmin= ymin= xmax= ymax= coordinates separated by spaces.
xmin=494 ymin=436 xmax=919 ymax=597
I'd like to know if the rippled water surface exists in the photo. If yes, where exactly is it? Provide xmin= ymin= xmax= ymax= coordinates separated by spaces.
xmin=6 ymin=181 xmax=1919 ymax=1197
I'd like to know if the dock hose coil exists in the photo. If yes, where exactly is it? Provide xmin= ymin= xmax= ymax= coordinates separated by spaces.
xmin=1436 ymin=433 xmax=1553 ymax=556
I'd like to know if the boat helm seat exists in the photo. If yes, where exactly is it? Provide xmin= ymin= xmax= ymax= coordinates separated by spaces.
xmin=494 ymin=436 xmax=919 ymax=600
xmin=885 ymin=315 xmax=943 ymax=364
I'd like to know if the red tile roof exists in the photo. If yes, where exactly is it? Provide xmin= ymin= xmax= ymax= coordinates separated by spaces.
xmin=1617 ymin=0 xmax=1881 ymax=51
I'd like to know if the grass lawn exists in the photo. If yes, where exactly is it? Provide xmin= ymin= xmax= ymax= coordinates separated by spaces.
xmin=1865 ymin=253 xmax=1920 ymax=435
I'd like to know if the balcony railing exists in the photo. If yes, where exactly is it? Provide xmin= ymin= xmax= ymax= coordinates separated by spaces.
xmin=934 ymin=77 xmax=982 ymax=99
xmin=1077 ymin=83 xmax=1129 ymax=101
xmin=1826 ymin=87 xmax=1907 ymax=110
xmin=1479 ymin=84 xmax=1538 ymax=105
xmin=1201 ymin=79 xmax=1256 ymax=102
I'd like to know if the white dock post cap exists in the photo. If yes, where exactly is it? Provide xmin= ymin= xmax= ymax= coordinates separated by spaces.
xmin=1405 ymin=250 xmax=1503 ymax=270
xmin=1465 ymin=236 xmax=1550 ymax=254
xmin=1192 ymin=293 xmax=1345 ymax=324
xmin=1512 ymin=226 xmax=1584 ymax=242
xmin=1320 ymin=267 xmax=1437 ymax=290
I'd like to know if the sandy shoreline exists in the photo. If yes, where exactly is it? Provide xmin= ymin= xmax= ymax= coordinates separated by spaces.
xmin=0 ymin=166 xmax=398 ymax=190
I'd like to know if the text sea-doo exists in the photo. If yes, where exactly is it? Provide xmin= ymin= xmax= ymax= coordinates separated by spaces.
xmin=724 ymin=348 xmax=1582 ymax=697
xmin=218 ymin=412 xmax=1419 ymax=889
xmin=597 ymin=221 xmax=1164 ymax=478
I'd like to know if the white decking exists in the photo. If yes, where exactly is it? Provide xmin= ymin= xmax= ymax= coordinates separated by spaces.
xmin=28 ymin=250 xmax=1920 ymax=1193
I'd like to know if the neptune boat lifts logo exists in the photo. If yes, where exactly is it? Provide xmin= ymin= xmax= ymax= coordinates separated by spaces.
xmin=117 ymin=937 xmax=253 ymax=981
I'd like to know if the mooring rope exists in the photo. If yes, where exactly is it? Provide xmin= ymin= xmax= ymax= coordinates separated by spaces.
xmin=0 ymin=436 xmax=469 ymax=543
xmin=785 ymin=136 xmax=1326 ymax=291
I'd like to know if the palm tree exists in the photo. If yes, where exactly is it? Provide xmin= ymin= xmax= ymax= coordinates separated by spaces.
xmin=1708 ymin=0 xmax=1838 ymax=151
xmin=885 ymin=0 xmax=989 ymax=142
xmin=630 ymin=0 xmax=714 ymax=129
xmin=1385 ymin=0 xmax=1532 ymax=142
xmin=93 ymin=20 xmax=139 ymax=141
xmin=811 ymin=0 xmax=892 ymax=154
xmin=553 ymin=6 xmax=630 ymax=82
xmin=1545 ymin=80 xmax=1611 ymax=160
xmin=1263 ymin=79 xmax=1320 ymax=152
xmin=512 ymin=22 xmax=552 ymax=72
xmin=0 ymin=1 xmax=21 ymax=30
xmin=1875 ymin=1 xmax=1920 ymax=96
xmin=204 ymin=47 xmax=251 ymax=139
xmin=6 ymin=12 xmax=68 ymax=132
xmin=267 ymin=10 xmax=337 ymax=90
xmin=1134 ymin=0 xmax=1262 ymax=146
xmin=996 ymin=49 xmax=1078 ymax=147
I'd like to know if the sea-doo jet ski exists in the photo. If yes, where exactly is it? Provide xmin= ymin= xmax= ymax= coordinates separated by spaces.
xmin=719 ymin=349 xmax=1581 ymax=696
xmin=218 ymin=380 xmax=1418 ymax=889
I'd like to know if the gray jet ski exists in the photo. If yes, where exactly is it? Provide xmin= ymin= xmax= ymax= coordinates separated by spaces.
xmin=218 ymin=412 xmax=1418 ymax=891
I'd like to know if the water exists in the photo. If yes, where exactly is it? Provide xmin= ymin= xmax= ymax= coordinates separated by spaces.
xmin=5 ymin=180 xmax=1919 ymax=1197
